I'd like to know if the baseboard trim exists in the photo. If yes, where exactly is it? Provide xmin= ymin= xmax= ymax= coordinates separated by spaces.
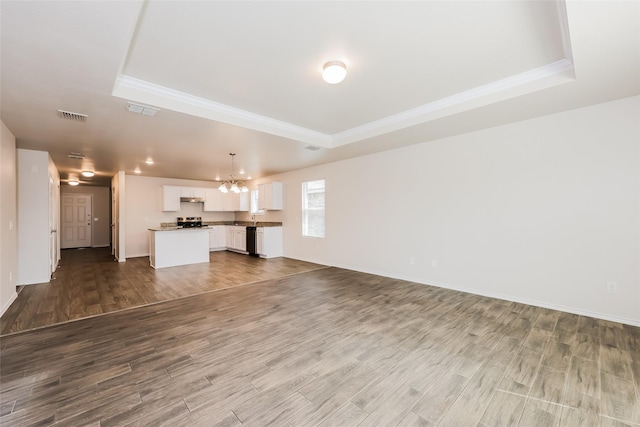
xmin=0 ymin=291 xmax=18 ymax=317
xmin=328 ymin=263 xmax=640 ymax=327
xmin=425 ymin=278 xmax=640 ymax=327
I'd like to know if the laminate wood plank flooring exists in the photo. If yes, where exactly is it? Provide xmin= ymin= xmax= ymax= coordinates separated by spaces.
xmin=1 ymin=250 xmax=639 ymax=426
xmin=0 ymin=248 xmax=326 ymax=335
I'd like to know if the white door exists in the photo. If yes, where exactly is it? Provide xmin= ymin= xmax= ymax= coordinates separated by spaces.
xmin=61 ymin=193 xmax=92 ymax=249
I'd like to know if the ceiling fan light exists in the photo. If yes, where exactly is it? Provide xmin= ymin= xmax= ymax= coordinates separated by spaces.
xmin=322 ymin=60 xmax=347 ymax=84
xmin=81 ymin=170 xmax=94 ymax=177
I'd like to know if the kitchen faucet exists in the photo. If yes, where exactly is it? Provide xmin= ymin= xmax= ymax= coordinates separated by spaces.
xmin=251 ymin=214 xmax=257 ymax=226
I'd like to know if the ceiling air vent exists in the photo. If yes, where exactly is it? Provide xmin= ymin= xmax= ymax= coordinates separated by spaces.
xmin=67 ymin=152 xmax=85 ymax=160
xmin=305 ymin=146 xmax=321 ymax=151
xmin=57 ymin=109 xmax=88 ymax=122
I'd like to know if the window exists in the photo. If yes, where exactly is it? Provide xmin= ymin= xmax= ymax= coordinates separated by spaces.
xmin=250 ymin=189 xmax=264 ymax=215
xmin=302 ymin=179 xmax=325 ymax=237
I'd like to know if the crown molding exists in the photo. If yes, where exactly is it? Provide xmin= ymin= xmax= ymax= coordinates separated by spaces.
xmin=112 ymin=75 xmax=333 ymax=147
xmin=330 ymin=58 xmax=575 ymax=147
xmin=114 ymin=58 xmax=574 ymax=150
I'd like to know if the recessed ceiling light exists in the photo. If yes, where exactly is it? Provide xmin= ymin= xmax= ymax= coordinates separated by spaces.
xmin=81 ymin=170 xmax=95 ymax=177
xmin=322 ymin=60 xmax=347 ymax=84
xmin=134 ymin=168 xmax=141 ymax=174
xmin=145 ymin=158 xmax=154 ymax=165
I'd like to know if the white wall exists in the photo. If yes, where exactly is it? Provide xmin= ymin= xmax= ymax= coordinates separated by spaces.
xmin=271 ymin=96 xmax=640 ymax=326
xmin=124 ymin=175 xmax=234 ymax=258
xmin=17 ymin=149 xmax=59 ymax=285
xmin=0 ymin=121 xmax=18 ymax=315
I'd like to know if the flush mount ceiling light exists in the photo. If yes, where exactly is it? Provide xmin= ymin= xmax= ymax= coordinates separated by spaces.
xmin=322 ymin=60 xmax=347 ymax=84
xmin=81 ymin=170 xmax=95 ymax=177
xmin=145 ymin=158 xmax=154 ymax=165
xmin=127 ymin=102 xmax=160 ymax=116
xmin=68 ymin=179 xmax=79 ymax=186
xmin=218 ymin=153 xmax=248 ymax=194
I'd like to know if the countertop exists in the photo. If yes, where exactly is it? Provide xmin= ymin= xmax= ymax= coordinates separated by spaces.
xmin=148 ymin=226 xmax=210 ymax=232
xmin=153 ymin=221 xmax=283 ymax=231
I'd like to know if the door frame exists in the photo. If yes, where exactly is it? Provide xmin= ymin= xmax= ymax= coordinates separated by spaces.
xmin=48 ymin=174 xmax=60 ymax=275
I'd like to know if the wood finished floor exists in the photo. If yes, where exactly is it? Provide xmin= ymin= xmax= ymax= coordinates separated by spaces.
xmin=1 ymin=250 xmax=639 ymax=426
xmin=0 ymin=248 xmax=325 ymax=335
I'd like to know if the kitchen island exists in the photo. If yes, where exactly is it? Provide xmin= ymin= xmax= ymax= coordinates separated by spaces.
xmin=149 ymin=227 xmax=210 ymax=269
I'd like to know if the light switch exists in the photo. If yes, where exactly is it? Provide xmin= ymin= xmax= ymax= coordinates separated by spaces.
xmin=94 ymin=218 xmax=99 ymax=221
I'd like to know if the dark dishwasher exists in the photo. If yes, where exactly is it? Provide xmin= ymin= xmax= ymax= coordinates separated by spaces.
xmin=246 ymin=226 xmax=258 ymax=257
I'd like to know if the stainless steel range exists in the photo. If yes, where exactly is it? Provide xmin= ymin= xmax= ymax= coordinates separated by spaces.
xmin=177 ymin=216 xmax=203 ymax=228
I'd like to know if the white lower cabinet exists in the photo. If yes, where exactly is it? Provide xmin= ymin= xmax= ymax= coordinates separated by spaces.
xmin=213 ymin=225 xmax=281 ymax=256
xmin=208 ymin=226 xmax=226 ymax=251
xmin=257 ymin=230 xmax=263 ymax=255
xmin=256 ymin=227 xmax=282 ymax=258
xmin=226 ymin=226 xmax=247 ymax=252
xmin=235 ymin=228 xmax=246 ymax=251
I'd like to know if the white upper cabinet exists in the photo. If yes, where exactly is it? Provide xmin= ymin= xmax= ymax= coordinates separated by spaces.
xmin=222 ymin=193 xmax=238 ymax=211
xmin=162 ymin=185 xmax=181 ymax=211
xmin=180 ymin=187 xmax=206 ymax=198
xmin=204 ymin=188 xmax=223 ymax=211
xmin=165 ymin=185 xmax=247 ymax=212
xmin=221 ymin=192 xmax=248 ymax=212
xmin=258 ymin=182 xmax=283 ymax=210
xmin=238 ymin=192 xmax=249 ymax=212
xmin=180 ymin=187 xmax=194 ymax=198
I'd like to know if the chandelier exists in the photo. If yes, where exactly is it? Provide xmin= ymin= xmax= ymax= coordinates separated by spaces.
xmin=218 ymin=153 xmax=248 ymax=193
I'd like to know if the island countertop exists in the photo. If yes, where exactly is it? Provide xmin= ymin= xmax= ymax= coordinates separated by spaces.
xmin=148 ymin=226 xmax=210 ymax=232
xmin=156 ymin=221 xmax=283 ymax=229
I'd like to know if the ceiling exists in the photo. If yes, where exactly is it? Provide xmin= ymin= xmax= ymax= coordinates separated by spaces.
xmin=1 ymin=1 xmax=638 ymax=187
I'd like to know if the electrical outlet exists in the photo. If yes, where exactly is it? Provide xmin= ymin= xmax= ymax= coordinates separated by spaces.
xmin=606 ymin=281 xmax=618 ymax=294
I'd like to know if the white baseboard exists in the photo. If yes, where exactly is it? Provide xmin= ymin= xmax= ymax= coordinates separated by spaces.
xmin=0 ymin=291 xmax=18 ymax=317
xmin=327 ymin=262 xmax=640 ymax=328
xmin=125 ymin=251 xmax=149 ymax=259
